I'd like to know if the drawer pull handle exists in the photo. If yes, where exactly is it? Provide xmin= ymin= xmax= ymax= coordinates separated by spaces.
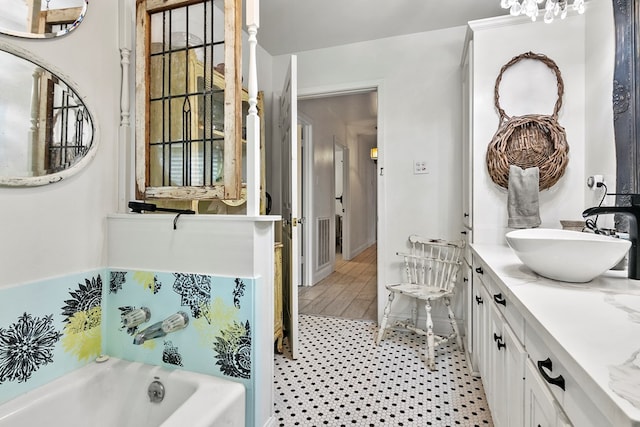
xmin=493 ymin=333 xmax=506 ymax=350
xmin=475 ymin=267 xmax=483 ymax=274
xmin=493 ymin=293 xmax=506 ymax=306
xmin=463 ymin=277 xmax=469 ymax=282
xmin=475 ymin=296 xmax=483 ymax=305
xmin=537 ymin=358 xmax=566 ymax=391
xmin=461 ymin=230 xmax=468 ymax=235
xmin=464 ymin=213 xmax=469 ymax=217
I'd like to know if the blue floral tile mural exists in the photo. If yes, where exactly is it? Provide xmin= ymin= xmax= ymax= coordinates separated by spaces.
xmin=173 ymin=273 xmax=212 ymax=323
xmin=233 ymin=278 xmax=245 ymax=309
xmin=213 ymin=320 xmax=251 ymax=379
xmin=109 ymin=271 xmax=127 ymax=294
xmin=103 ymin=269 xmax=256 ymax=425
xmin=0 ymin=313 xmax=62 ymax=383
xmin=132 ymin=272 xmax=162 ymax=294
xmin=0 ymin=269 xmax=107 ymax=405
xmin=61 ymin=276 xmax=103 ymax=322
xmin=162 ymin=340 xmax=183 ymax=366
xmin=0 ymin=268 xmax=260 ymax=427
xmin=60 ymin=275 xmax=102 ymax=362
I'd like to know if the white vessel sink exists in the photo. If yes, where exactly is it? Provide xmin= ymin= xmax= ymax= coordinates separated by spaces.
xmin=505 ymin=228 xmax=631 ymax=283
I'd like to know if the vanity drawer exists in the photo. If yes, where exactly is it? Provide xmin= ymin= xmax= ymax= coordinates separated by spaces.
xmin=473 ymin=261 xmax=524 ymax=342
xmin=525 ymin=326 xmax=609 ymax=427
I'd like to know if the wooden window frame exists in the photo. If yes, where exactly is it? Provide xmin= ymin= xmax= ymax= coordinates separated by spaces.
xmin=135 ymin=0 xmax=242 ymax=201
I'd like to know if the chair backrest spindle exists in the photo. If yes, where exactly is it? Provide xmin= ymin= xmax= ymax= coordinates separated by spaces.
xmin=397 ymin=235 xmax=464 ymax=292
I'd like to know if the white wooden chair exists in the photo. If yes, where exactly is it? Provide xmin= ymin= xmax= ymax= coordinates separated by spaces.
xmin=376 ymin=235 xmax=464 ymax=370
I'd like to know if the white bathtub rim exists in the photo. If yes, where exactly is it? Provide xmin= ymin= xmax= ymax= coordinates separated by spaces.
xmin=0 ymin=357 xmax=246 ymax=427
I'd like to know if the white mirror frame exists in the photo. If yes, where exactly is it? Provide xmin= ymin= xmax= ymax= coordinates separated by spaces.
xmin=0 ymin=40 xmax=98 ymax=187
xmin=0 ymin=0 xmax=88 ymax=39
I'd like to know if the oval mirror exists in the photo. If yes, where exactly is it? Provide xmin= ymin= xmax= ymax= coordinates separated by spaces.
xmin=0 ymin=46 xmax=95 ymax=186
xmin=0 ymin=0 xmax=87 ymax=39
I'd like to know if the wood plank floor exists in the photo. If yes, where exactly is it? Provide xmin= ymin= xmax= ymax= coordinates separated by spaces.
xmin=298 ymin=243 xmax=377 ymax=321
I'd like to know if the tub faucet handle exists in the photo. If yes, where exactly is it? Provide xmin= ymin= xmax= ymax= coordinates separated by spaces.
xmin=162 ymin=311 xmax=189 ymax=333
xmin=121 ymin=307 xmax=151 ymax=328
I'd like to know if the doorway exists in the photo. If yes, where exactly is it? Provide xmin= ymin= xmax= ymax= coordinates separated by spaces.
xmin=296 ymin=90 xmax=378 ymax=321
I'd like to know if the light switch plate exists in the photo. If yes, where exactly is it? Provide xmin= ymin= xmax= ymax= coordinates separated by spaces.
xmin=414 ymin=160 xmax=428 ymax=174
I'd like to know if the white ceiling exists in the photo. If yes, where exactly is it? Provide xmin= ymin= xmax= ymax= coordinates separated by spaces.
xmin=251 ymin=0 xmax=507 ymax=56
xmin=255 ymin=1 xmax=507 ymax=134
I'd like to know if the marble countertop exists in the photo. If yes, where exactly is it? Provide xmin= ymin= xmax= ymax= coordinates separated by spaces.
xmin=472 ymin=243 xmax=640 ymax=426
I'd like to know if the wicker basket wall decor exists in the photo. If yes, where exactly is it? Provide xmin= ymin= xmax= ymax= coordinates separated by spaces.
xmin=486 ymin=52 xmax=569 ymax=190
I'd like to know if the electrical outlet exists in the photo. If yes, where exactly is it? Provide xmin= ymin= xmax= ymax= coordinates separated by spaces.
xmin=587 ymin=175 xmax=604 ymax=190
xmin=414 ymin=160 xmax=428 ymax=174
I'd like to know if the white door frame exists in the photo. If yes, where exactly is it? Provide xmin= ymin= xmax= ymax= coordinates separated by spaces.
xmin=298 ymin=80 xmax=385 ymax=323
xmin=298 ymin=112 xmax=314 ymax=287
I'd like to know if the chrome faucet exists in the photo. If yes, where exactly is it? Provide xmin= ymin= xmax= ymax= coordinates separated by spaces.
xmin=133 ymin=311 xmax=189 ymax=345
xmin=582 ymin=194 xmax=640 ymax=280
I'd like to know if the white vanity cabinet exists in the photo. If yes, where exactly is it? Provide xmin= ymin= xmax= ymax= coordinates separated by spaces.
xmin=460 ymin=37 xmax=475 ymax=370
xmin=471 ymin=247 xmax=621 ymax=427
xmin=473 ymin=255 xmax=570 ymax=427
xmin=473 ymin=261 xmax=525 ymax=427
xmin=460 ymin=7 xmax=625 ymax=426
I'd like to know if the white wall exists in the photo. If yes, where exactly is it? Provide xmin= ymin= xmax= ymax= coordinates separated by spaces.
xmin=273 ymin=27 xmax=470 ymax=320
xmin=585 ymin=0 xmax=616 ymax=218
xmin=107 ymin=214 xmax=277 ymax=427
xmin=468 ymin=4 xmax=615 ymax=244
xmin=0 ymin=0 xmax=120 ymax=288
xmin=470 ymin=14 xmax=587 ymax=245
xmin=298 ymin=99 xmax=346 ymax=283
xmin=270 ymin=5 xmax=616 ymax=325
xmin=347 ymin=133 xmax=377 ymax=256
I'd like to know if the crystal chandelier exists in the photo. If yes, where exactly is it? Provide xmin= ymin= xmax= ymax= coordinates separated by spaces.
xmin=500 ymin=0 xmax=585 ymax=23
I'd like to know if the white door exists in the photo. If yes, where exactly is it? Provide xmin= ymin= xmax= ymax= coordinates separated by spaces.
xmin=280 ymin=55 xmax=299 ymax=359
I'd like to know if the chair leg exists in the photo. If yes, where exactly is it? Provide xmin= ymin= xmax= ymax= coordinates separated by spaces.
xmin=410 ymin=297 xmax=418 ymax=328
xmin=376 ymin=291 xmax=395 ymax=345
xmin=444 ymin=297 xmax=463 ymax=351
xmin=425 ymin=300 xmax=436 ymax=370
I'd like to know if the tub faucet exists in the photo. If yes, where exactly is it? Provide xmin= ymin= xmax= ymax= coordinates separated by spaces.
xmin=133 ymin=311 xmax=189 ymax=345
xmin=582 ymin=195 xmax=640 ymax=280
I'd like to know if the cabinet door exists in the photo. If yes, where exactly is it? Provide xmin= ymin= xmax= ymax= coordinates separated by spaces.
xmin=504 ymin=319 xmax=526 ymax=427
xmin=471 ymin=272 xmax=483 ymax=373
xmin=524 ymin=359 xmax=561 ymax=427
xmin=461 ymin=40 xmax=473 ymax=229
xmin=477 ymin=278 xmax=491 ymax=380
xmin=462 ymin=261 xmax=473 ymax=357
xmin=478 ymin=282 xmax=492 ymax=394
xmin=488 ymin=300 xmax=506 ymax=425
xmin=482 ymin=276 xmax=526 ymax=427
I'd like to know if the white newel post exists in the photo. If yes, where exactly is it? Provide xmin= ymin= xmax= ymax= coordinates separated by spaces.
xmin=246 ymin=0 xmax=260 ymax=216
xmin=118 ymin=0 xmax=132 ymax=212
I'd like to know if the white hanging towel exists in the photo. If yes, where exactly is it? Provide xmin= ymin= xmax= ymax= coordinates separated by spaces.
xmin=507 ymin=165 xmax=541 ymax=229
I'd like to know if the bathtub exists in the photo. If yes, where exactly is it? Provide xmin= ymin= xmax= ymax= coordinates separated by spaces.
xmin=0 ymin=357 xmax=245 ymax=427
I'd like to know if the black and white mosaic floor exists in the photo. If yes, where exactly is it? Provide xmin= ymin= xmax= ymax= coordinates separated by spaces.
xmin=273 ymin=315 xmax=493 ymax=426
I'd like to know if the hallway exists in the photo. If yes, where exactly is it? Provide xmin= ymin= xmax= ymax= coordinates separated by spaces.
xmin=298 ymin=244 xmax=377 ymax=321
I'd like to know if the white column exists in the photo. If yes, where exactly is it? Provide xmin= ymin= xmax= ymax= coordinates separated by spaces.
xmin=246 ymin=0 xmax=260 ymax=216
xmin=118 ymin=0 xmax=132 ymax=212
xmin=29 ymin=69 xmax=42 ymax=176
